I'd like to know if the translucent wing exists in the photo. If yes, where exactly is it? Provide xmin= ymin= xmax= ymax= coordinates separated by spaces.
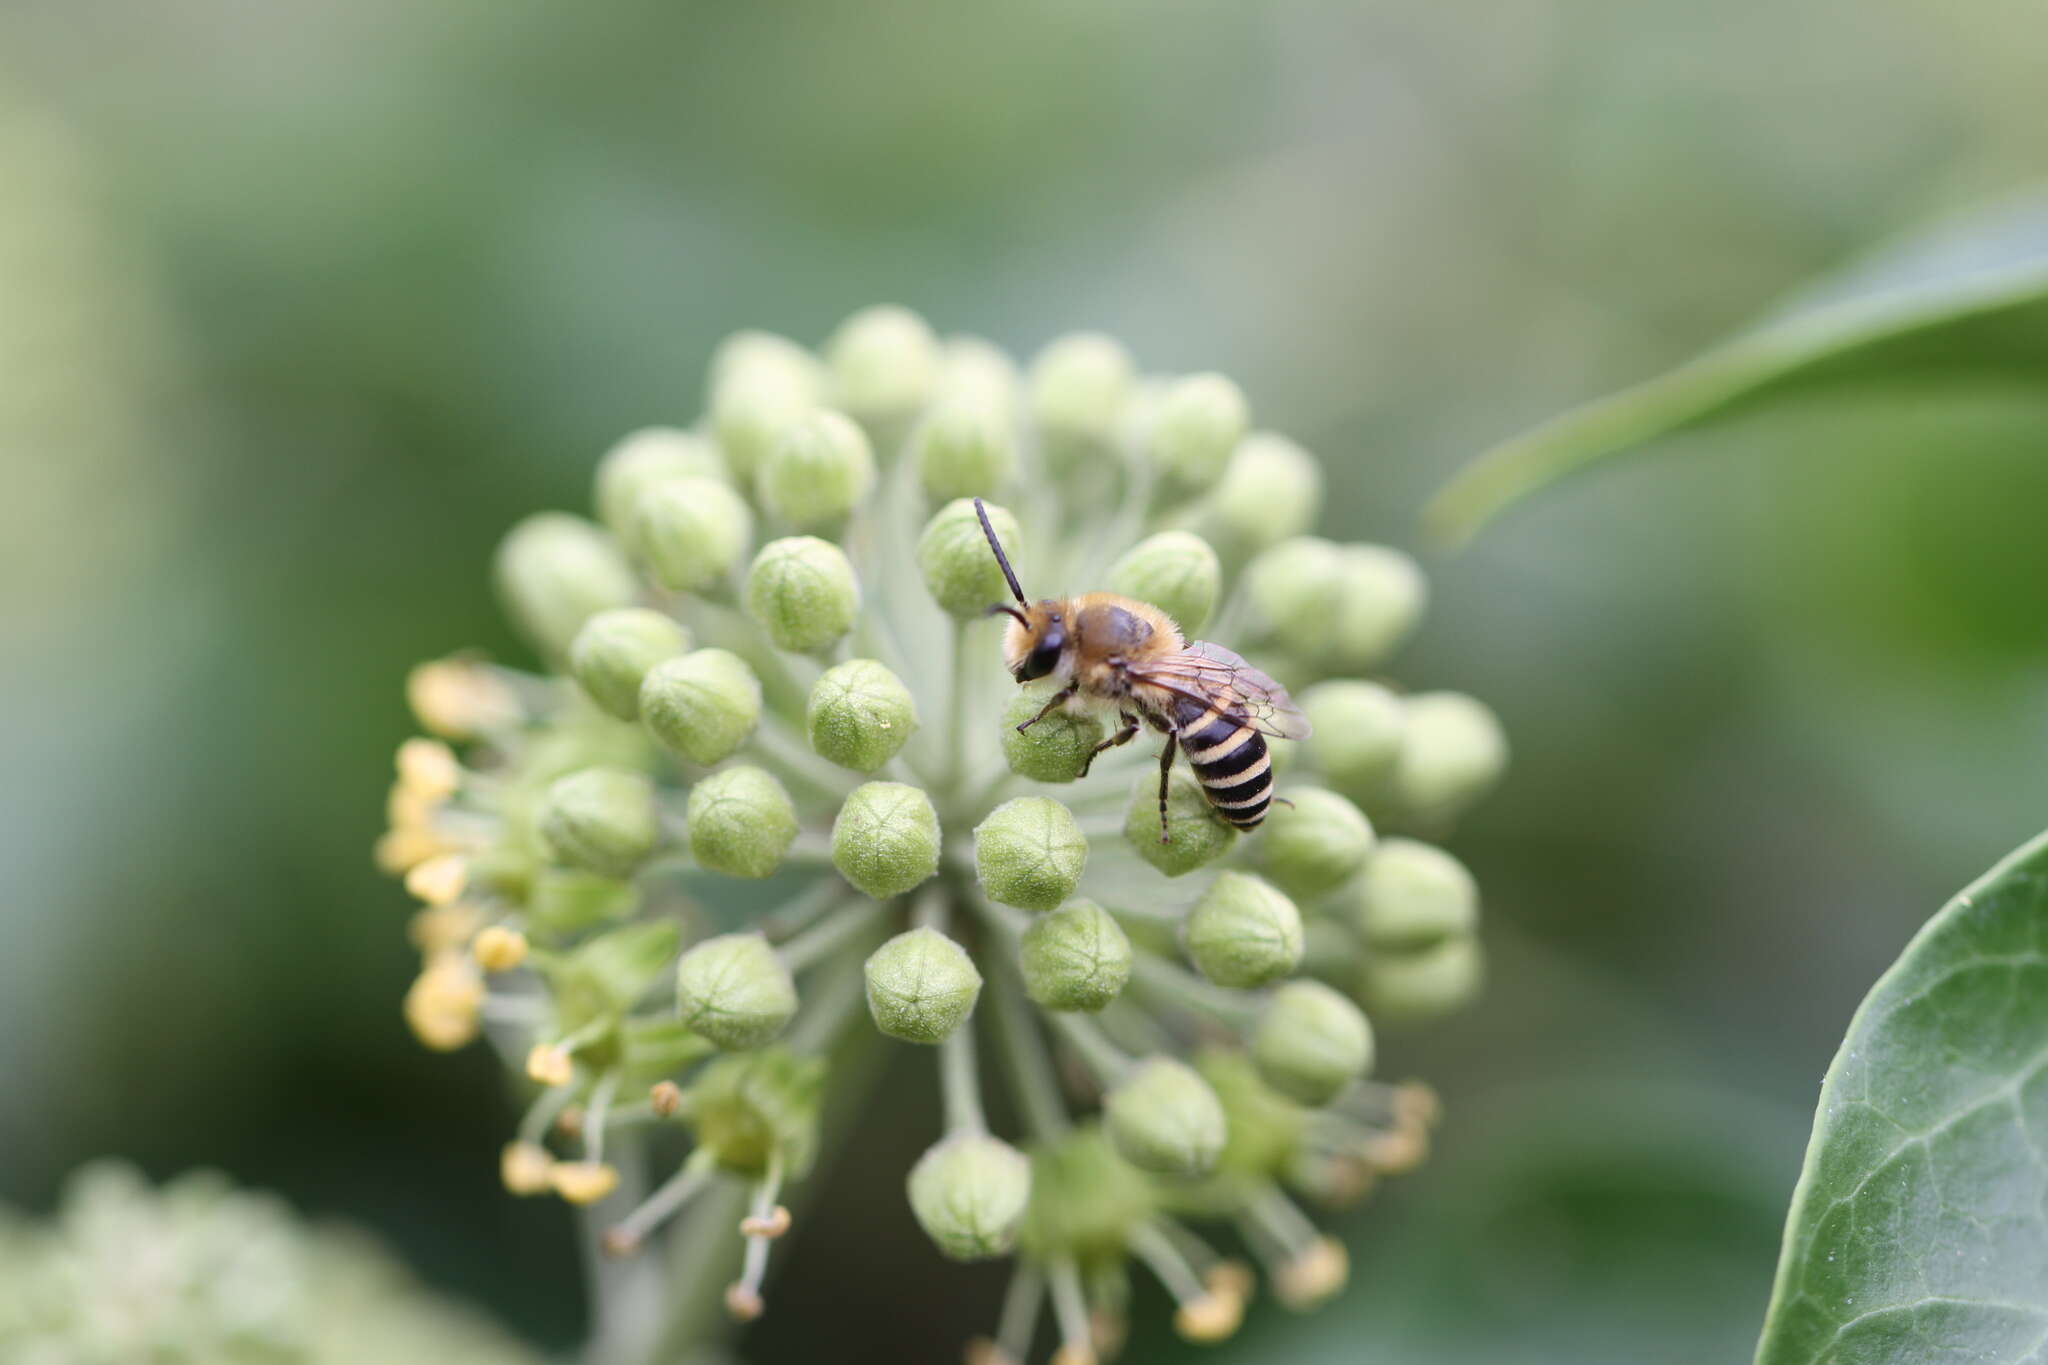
xmin=1130 ymin=640 xmax=1313 ymax=740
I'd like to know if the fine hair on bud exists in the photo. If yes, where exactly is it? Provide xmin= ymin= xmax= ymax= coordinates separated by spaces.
xmin=1103 ymin=1056 xmax=1227 ymax=1177
xmin=685 ymin=765 xmax=798 ymax=879
xmin=538 ymin=767 xmax=659 ymax=879
xmin=568 ymin=607 xmax=691 ymax=721
xmin=746 ymin=536 xmax=861 ymax=654
xmin=1125 ymin=769 xmax=1235 ymax=877
xmin=808 ymin=659 xmax=919 ymax=773
xmin=1020 ymin=899 xmax=1132 ymax=1012
xmin=974 ymin=797 xmax=1087 ymax=912
xmin=831 ymin=781 xmax=941 ymax=899
xmin=864 ymin=926 xmax=982 ymax=1044
xmin=1256 ymin=786 xmax=1375 ymax=900
xmin=675 ymin=932 xmax=799 ymax=1050
xmin=1000 ymin=690 xmax=1105 ymax=783
xmin=1107 ymin=530 xmax=1221 ymax=636
xmin=907 ymin=1132 xmax=1032 ymax=1261
xmin=1253 ymin=979 xmax=1375 ymax=1107
xmin=631 ymin=476 xmax=754 ymax=593
xmin=757 ymin=409 xmax=876 ymax=530
xmin=1183 ymin=871 xmax=1304 ymax=988
xmin=1353 ymin=838 xmax=1478 ymax=951
xmin=594 ymin=427 xmax=728 ymax=537
xmin=920 ymin=498 xmax=1023 ymax=617
xmin=640 ymin=648 xmax=763 ymax=766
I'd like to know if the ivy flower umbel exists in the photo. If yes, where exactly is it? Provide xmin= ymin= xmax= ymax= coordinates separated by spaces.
xmin=378 ymin=307 xmax=1502 ymax=1365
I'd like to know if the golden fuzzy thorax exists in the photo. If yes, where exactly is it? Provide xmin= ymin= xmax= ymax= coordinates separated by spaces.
xmin=1003 ymin=592 xmax=1185 ymax=713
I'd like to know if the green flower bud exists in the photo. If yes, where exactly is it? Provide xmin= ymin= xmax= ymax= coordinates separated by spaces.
xmin=864 ymin=926 xmax=982 ymax=1044
xmin=493 ymin=512 xmax=639 ymax=662
xmin=1388 ymin=692 xmax=1508 ymax=819
xmin=920 ymin=498 xmax=1020 ymax=617
xmin=1029 ymin=332 xmax=1135 ymax=465
xmin=675 ymin=932 xmax=799 ymax=1050
xmin=639 ymin=649 xmax=762 ymax=765
xmin=1353 ymin=838 xmax=1478 ymax=950
xmin=594 ymin=427 xmax=728 ymax=537
xmin=708 ymin=331 xmax=823 ymax=481
xmin=974 ymin=797 xmax=1087 ymax=912
xmin=631 ymin=476 xmax=754 ymax=593
xmin=1184 ymin=871 xmax=1303 ymax=988
xmin=1193 ymin=431 xmax=1322 ymax=563
xmin=1360 ymin=935 xmax=1484 ymax=1021
xmin=826 ymin=304 xmax=939 ymax=424
xmin=1243 ymin=536 xmax=1345 ymax=660
xmin=1103 ymin=1056 xmax=1226 ymax=1177
xmin=756 ymin=409 xmax=876 ymax=530
xmin=1018 ymin=1126 xmax=1158 ymax=1264
xmin=807 ymin=659 xmax=919 ymax=773
xmin=1253 ymin=980 xmax=1374 ymax=1107
xmin=913 ymin=400 xmax=1015 ymax=502
xmin=907 ymin=1132 xmax=1032 ymax=1261
xmin=745 ymin=536 xmax=861 ymax=654
xmin=1256 ymin=787 xmax=1375 ymax=900
xmin=831 ymin=781 xmax=941 ymax=899
xmin=526 ymin=868 xmax=640 ymax=935
xmin=1124 ymin=770 xmax=1235 ymax=877
xmin=1327 ymin=544 xmax=1426 ymax=672
xmin=1000 ymin=690 xmax=1105 ymax=783
xmin=1148 ymin=373 xmax=1248 ymax=491
xmin=936 ymin=335 xmax=1019 ymax=421
xmin=1107 ymin=531 xmax=1220 ymax=636
xmin=537 ymin=767 xmax=658 ymax=878
xmin=568 ymin=608 xmax=690 ymax=721
xmin=689 ymin=1046 xmax=825 ymax=1176
xmin=684 ymin=765 xmax=798 ymax=879
xmin=1300 ymin=680 xmax=1406 ymax=798
xmin=545 ymin=919 xmax=682 ymax=1033
xmin=1020 ymin=899 xmax=1132 ymax=1012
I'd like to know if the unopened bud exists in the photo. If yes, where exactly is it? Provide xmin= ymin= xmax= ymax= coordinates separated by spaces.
xmin=830 ymin=781 xmax=941 ymax=900
xmin=1300 ymin=680 xmax=1405 ymax=799
xmin=568 ymin=608 xmax=691 ymax=721
xmin=1104 ymin=1056 xmax=1226 ymax=1177
xmin=1360 ymin=935 xmax=1484 ymax=1021
xmin=1253 ymin=980 xmax=1374 ymax=1107
xmin=1107 ymin=531 xmax=1220 ymax=636
xmin=500 ymin=1141 xmax=555 ymax=1196
xmin=1243 ymin=536 xmax=1345 ymax=661
xmin=594 ymin=427 xmax=728 ymax=538
xmin=1000 ymin=690 xmax=1105 ymax=784
xmin=808 ymin=659 xmax=919 ymax=773
xmin=631 ymin=476 xmax=754 ymax=593
xmin=472 ymin=925 xmax=529 ymax=973
xmin=1019 ymin=899 xmax=1132 ymax=1013
xmin=676 ymin=932 xmax=799 ymax=1049
xmin=757 ymin=409 xmax=876 ymax=530
xmin=864 ymin=926 xmax=982 ymax=1044
xmin=708 ymin=331 xmax=823 ymax=480
xmin=1125 ymin=770 xmax=1236 ymax=877
xmin=936 ymin=335 xmax=1019 ymax=421
xmin=1193 ymin=431 xmax=1322 ymax=563
xmin=685 ymin=766 xmax=798 ymax=879
xmin=1256 ymin=787 xmax=1375 ymax=900
xmin=1147 ymin=373 xmax=1248 ymax=491
xmin=914 ymin=400 xmax=1015 ymax=502
xmin=1184 ymin=871 xmax=1303 ymax=988
xmin=550 ymin=1161 xmax=621 ymax=1206
xmin=1326 ymin=544 xmax=1426 ymax=672
xmin=1353 ymin=838 xmax=1478 ymax=950
xmin=745 ymin=536 xmax=861 ymax=654
xmin=537 ymin=767 xmax=658 ymax=878
xmin=907 ymin=1132 xmax=1032 ymax=1261
xmin=974 ymin=797 xmax=1087 ymax=912
xmin=1029 ymin=333 xmax=1135 ymax=468
xmin=826 ymin=304 xmax=940 ymax=425
xmin=640 ymin=648 xmax=763 ymax=765
xmin=1387 ymin=692 xmax=1507 ymax=820
xmin=403 ymin=957 xmax=483 ymax=1051
xmin=920 ymin=498 xmax=1021 ymax=617
xmin=493 ymin=512 xmax=639 ymax=662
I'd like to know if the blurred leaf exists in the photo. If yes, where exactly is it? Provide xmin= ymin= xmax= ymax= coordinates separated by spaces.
xmin=1754 ymin=829 xmax=2048 ymax=1364
xmin=1427 ymin=193 xmax=2048 ymax=546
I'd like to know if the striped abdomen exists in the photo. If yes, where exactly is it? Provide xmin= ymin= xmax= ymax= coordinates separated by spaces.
xmin=1175 ymin=700 xmax=1272 ymax=829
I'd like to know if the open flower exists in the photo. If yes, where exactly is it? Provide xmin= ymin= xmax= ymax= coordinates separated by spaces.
xmin=378 ymin=307 xmax=1500 ymax=1363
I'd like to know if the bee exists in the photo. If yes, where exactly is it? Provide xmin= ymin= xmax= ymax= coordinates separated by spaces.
xmin=973 ymin=499 xmax=1310 ymax=840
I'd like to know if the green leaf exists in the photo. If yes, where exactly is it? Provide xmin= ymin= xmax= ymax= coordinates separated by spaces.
xmin=1753 ymin=829 xmax=2048 ymax=1365
xmin=1427 ymin=194 xmax=2048 ymax=547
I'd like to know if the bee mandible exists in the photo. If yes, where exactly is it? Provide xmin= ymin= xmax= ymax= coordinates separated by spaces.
xmin=973 ymin=499 xmax=1310 ymax=841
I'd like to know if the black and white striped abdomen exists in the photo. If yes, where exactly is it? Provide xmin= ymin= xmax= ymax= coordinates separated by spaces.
xmin=1175 ymin=702 xmax=1272 ymax=829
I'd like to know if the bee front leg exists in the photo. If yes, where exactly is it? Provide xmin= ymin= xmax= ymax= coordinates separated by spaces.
xmin=1076 ymin=713 xmax=1140 ymax=779
xmin=1156 ymin=735 xmax=1177 ymax=843
xmin=1016 ymin=683 xmax=1079 ymax=733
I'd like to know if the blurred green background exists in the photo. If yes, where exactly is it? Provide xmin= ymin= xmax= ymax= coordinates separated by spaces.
xmin=5 ymin=1 xmax=2047 ymax=1361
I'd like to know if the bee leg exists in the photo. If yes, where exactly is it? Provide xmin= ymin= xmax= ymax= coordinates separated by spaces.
xmin=1076 ymin=714 xmax=1139 ymax=779
xmin=1156 ymin=736 xmax=1177 ymax=844
xmin=1016 ymin=683 xmax=1079 ymax=733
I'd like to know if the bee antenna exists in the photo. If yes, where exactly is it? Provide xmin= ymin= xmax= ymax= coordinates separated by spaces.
xmin=985 ymin=604 xmax=1028 ymax=626
xmin=973 ymin=498 xmax=1029 ymax=607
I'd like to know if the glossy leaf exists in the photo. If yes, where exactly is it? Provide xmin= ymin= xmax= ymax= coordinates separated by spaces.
xmin=1427 ymin=195 xmax=2048 ymax=546
xmin=1753 ymin=829 xmax=2048 ymax=1364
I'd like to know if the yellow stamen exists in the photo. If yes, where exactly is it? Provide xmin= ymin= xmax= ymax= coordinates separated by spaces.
xmin=403 ymin=959 xmax=483 ymax=1052
xmin=375 ymin=825 xmax=457 ymax=876
xmin=526 ymin=1044 xmax=575 ymax=1088
xmin=404 ymin=853 xmax=468 ymax=906
xmin=472 ymin=926 xmax=529 ymax=973
xmin=500 ymin=1141 xmax=555 ymax=1196
xmin=407 ymin=902 xmax=484 ymax=956
xmin=407 ymin=658 xmax=522 ymax=740
xmin=549 ymin=1160 xmax=620 ymax=1206
xmin=1273 ymin=1236 xmax=1349 ymax=1310
xmin=396 ymin=736 xmax=462 ymax=801
xmin=1172 ymin=1292 xmax=1243 ymax=1342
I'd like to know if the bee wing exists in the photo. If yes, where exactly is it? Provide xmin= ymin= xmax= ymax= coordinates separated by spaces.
xmin=1132 ymin=640 xmax=1313 ymax=741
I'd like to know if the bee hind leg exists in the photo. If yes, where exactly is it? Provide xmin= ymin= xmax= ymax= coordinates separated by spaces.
xmin=1077 ymin=712 xmax=1140 ymax=779
xmin=1016 ymin=683 xmax=1079 ymax=733
xmin=1156 ymin=736 xmax=1177 ymax=844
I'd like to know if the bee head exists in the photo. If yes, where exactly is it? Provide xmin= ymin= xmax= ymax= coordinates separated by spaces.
xmin=1002 ymin=602 xmax=1068 ymax=683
